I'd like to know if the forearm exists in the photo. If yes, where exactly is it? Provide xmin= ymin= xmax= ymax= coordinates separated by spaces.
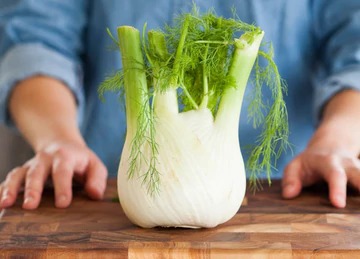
xmin=308 ymin=89 xmax=360 ymax=155
xmin=9 ymin=75 xmax=85 ymax=152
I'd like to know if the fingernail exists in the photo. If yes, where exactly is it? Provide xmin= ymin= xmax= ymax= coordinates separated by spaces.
xmin=283 ymin=184 xmax=294 ymax=197
xmin=59 ymin=195 xmax=67 ymax=202
xmin=24 ymin=196 xmax=34 ymax=205
xmin=56 ymin=195 xmax=68 ymax=208
xmin=335 ymin=194 xmax=346 ymax=208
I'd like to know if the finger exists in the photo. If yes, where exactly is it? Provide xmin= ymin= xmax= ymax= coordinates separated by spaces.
xmin=23 ymin=161 xmax=50 ymax=210
xmin=0 ymin=167 xmax=26 ymax=208
xmin=70 ymin=149 xmax=92 ymax=185
xmin=52 ymin=157 xmax=75 ymax=208
xmin=323 ymin=165 xmax=347 ymax=208
xmin=282 ymin=156 xmax=303 ymax=199
xmin=304 ymin=154 xmax=347 ymax=208
xmin=84 ymin=152 xmax=108 ymax=200
xmin=344 ymin=159 xmax=360 ymax=192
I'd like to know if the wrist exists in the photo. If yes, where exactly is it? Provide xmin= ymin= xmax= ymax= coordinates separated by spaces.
xmin=309 ymin=123 xmax=360 ymax=154
xmin=309 ymin=118 xmax=360 ymax=157
xmin=314 ymin=90 xmax=360 ymax=155
xmin=34 ymin=129 xmax=86 ymax=152
xmin=9 ymin=75 xmax=85 ymax=152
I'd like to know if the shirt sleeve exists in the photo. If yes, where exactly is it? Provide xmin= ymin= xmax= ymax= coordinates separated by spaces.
xmin=311 ymin=0 xmax=360 ymax=121
xmin=0 ymin=0 xmax=88 ymax=127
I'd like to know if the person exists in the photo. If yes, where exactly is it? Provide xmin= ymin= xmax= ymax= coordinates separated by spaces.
xmin=0 ymin=0 xmax=359 ymax=210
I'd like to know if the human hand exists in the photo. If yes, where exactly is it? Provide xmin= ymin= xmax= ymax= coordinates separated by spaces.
xmin=282 ymin=89 xmax=360 ymax=208
xmin=0 ymin=141 xmax=108 ymax=209
xmin=282 ymin=133 xmax=360 ymax=208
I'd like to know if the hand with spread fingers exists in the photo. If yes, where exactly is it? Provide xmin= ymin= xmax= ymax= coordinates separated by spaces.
xmin=282 ymin=90 xmax=360 ymax=208
xmin=0 ymin=76 xmax=108 ymax=209
xmin=0 ymin=141 xmax=107 ymax=209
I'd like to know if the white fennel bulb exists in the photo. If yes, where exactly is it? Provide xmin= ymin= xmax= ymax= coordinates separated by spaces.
xmin=118 ymin=107 xmax=245 ymax=228
xmin=99 ymin=10 xmax=288 ymax=228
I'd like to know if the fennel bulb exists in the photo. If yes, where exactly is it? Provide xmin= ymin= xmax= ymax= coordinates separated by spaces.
xmin=99 ymin=10 xmax=288 ymax=228
xmin=119 ymin=107 xmax=246 ymax=228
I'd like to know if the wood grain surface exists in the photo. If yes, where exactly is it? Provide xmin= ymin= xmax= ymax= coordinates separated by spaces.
xmin=1 ymin=179 xmax=360 ymax=258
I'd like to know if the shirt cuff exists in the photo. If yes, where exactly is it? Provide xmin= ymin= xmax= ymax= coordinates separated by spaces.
xmin=0 ymin=43 xmax=84 ymax=128
xmin=313 ymin=66 xmax=360 ymax=123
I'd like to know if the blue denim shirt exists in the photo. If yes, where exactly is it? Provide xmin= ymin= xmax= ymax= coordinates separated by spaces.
xmin=0 ymin=0 xmax=360 ymax=177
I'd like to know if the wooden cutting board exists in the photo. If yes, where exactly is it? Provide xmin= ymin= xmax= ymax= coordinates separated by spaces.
xmin=1 ymin=179 xmax=360 ymax=258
